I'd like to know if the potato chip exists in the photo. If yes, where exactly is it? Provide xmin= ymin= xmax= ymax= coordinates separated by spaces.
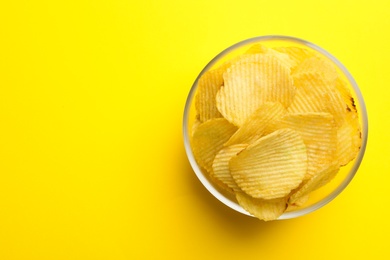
xmin=293 ymin=56 xmax=339 ymax=83
xmin=192 ymin=118 xmax=237 ymax=172
xmin=195 ymin=51 xmax=278 ymax=124
xmin=225 ymin=102 xmax=286 ymax=146
xmin=286 ymin=196 xmax=309 ymax=212
xmin=273 ymin=46 xmax=317 ymax=72
xmin=230 ymin=128 xmax=307 ymax=200
xmin=265 ymin=112 xmax=338 ymax=180
xmin=322 ymin=86 xmax=349 ymax=127
xmin=245 ymin=44 xmax=296 ymax=69
xmin=288 ymin=72 xmax=347 ymax=127
xmin=195 ymin=69 xmax=224 ymax=122
xmin=337 ymin=111 xmax=362 ymax=166
xmin=335 ymin=77 xmax=357 ymax=113
xmin=194 ymin=52 xmax=276 ymax=123
xmin=245 ymin=43 xmax=270 ymax=55
xmin=235 ymin=191 xmax=287 ymax=221
xmin=191 ymin=118 xmax=201 ymax=137
xmin=216 ymin=54 xmax=295 ymax=126
xmin=287 ymin=194 xmax=309 ymax=210
xmin=194 ymin=53 xmax=258 ymax=124
xmin=216 ymin=54 xmax=248 ymax=73
xmin=211 ymin=144 xmax=248 ymax=193
xmin=206 ymin=55 xmax=248 ymax=84
xmin=289 ymin=162 xmax=340 ymax=204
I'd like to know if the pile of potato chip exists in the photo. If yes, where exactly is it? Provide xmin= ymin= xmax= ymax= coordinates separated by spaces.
xmin=191 ymin=43 xmax=362 ymax=221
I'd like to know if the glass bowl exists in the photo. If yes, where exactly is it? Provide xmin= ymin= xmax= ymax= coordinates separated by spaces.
xmin=183 ymin=35 xmax=368 ymax=219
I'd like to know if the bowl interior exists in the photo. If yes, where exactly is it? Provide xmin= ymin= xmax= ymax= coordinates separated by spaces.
xmin=183 ymin=35 xmax=368 ymax=219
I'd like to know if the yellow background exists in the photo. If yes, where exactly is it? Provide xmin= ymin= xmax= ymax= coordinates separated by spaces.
xmin=0 ymin=0 xmax=388 ymax=259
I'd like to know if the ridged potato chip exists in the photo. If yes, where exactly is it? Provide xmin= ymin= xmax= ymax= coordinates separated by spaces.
xmin=194 ymin=54 xmax=258 ymax=123
xmin=293 ymin=56 xmax=338 ymax=83
xmin=192 ymin=118 xmax=237 ymax=172
xmin=286 ymin=194 xmax=309 ymax=211
xmin=335 ymin=77 xmax=357 ymax=113
xmin=225 ymin=102 xmax=286 ymax=146
xmin=235 ymin=192 xmax=287 ymax=221
xmin=191 ymin=118 xmax=201 ymax=137
xmin=289 ymin=162 xmax=340 ymax=204
xmin=245 ymin=43 xmax=271 ymax=55
xmin=273 ymin=46 xmax=317 ymax=73
xmin=216 ymin=54 xmax=295 ymax=126
xmin=265 ymin=112 xmax=337 ymax=180
xmin=230 ymin=128 xmax=307 ymax=200
xmin=211 ymin=144 xmax=248 ymax=193
xmin=245 ymin=44 xmax=296 ymax=69
xmin=195 ymin=69 xmax=224 ymax=122
xmin=288 ymin=72 xmax=347 ymax=126
xmin=287 ymin=194 xmax=310 ymax=206
xmin=337 ymin=111 xmax=362 ymax=166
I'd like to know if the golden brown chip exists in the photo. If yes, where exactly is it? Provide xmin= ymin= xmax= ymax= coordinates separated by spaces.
xmin=230 ymin=128 xmax=307 ymax=200
xmin=289 ymin=162 xmax=340 ymax=204
xmin=211 ymin=144 xmax=248 ymax=193
xmin=265 ymin=112 xmax=338 ymax=180
xmin=337 ymin=111 xmax=362 ymax=166
xmin=192 ymin=118 xmax=238 ymax=173
xmin=236 ymin=191 xmax=287 ymax=221
xmin=225 ymin=102 xmax=287 ymax=146
xmin=195 ymin=69 xmax=224 ymax=122
xmin=216 ymin=54 xmax=295 ymax=126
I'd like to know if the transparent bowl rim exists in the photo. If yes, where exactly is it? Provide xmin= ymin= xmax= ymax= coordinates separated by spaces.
xmin=182 ymin=35 xmax=368 ymax=220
